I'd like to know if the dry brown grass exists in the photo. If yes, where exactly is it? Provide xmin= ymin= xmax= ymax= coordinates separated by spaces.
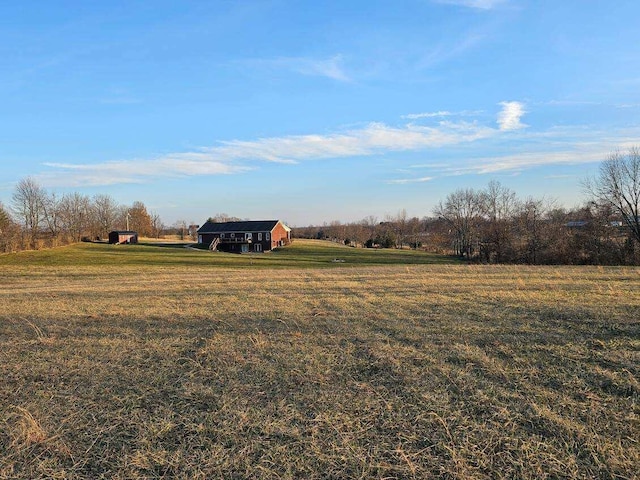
xmin=1 ymin=254 xmax=639 ymax=478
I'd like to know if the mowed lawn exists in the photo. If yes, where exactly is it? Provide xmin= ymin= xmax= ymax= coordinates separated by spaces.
xmin=0 ymin=240 xmax=638 ymax=479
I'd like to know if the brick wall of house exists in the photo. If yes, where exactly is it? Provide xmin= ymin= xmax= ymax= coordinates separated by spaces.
xmin=271 ymin=222 xmax=291 ymax=248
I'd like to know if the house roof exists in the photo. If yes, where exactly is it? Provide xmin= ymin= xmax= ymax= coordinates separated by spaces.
xmin=565 ymin=221 xmax=588 ymax=228
xmin=197 ymin=220 xmax=283 ymax=234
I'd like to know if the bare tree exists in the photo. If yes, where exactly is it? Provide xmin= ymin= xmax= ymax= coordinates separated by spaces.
xmin=406 ymin=216 xmax=422 ymax=249
xmin=188 ymin=223 xmax=199 ymax=241
xmin=175 ymin=220 xmax=187 ymax=240
xmin=588 ymin=147 xmax=640 ymax=246
xmin=208 ymin=213 xmax=241 ymax=223
xmin=361 ymin=215 xmax=378 ymax=246
xmin=434 ymin=188 xmax=484 ymax=258
xmin=150 ymin=212 xmax=163 ymax=239
xmin=11 ymin=177 xmax=46 ymax=249
xmin=392 ymin=209 xmax=408 ymax=248
xmin=325 ymin=220 xmax=346 ymax=243
xmin=480 ymin=181 xmax=519 ymax=263
xmin=516 ymin=197 xmax=551 ymax=264
xmin=41 ymin=191 xmax=62 ymax=246
xmin=92 ymin=194 xmax=120 ymax=239
xmin=59 ymin=192 xmax=91 ymax=242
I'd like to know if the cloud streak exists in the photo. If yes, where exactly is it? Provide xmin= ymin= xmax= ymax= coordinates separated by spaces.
xmin=35 ymin=99 xmax=634 ymax=189
xmin=41 ymin=153 xmax=252 ymax=187
xmin=208 ymin=122 xmax=494 ymax=163
xmin=402 ymin=110 xmax=483 ymax=120
xmin=388 ymin=176 xmax=434 ymax=184
xmin=40 ymin=121 xmax=495 ymax=187
xmin=243 ymin=55 xmax=351 ymax=82
xmin=416 ymin=148 xmax=612 ymax=178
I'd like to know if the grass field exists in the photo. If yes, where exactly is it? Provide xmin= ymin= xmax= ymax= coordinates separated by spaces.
xmin=0 ymin=238 xmax=456 ymax=269
xmin=1 ymin=240 xmax=638 ymax=479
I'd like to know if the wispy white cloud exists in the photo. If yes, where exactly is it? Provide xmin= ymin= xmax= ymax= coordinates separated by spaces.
xmin=472 ymin=149 xmax=602 ymax=174
xmin=400 ymin=126 xmax=640 ymax=179
xmin=38 ymin=121 xmax=495 ymax=187
xmin=207 ymin=122 xmax=494 ymax=163
xmin=388 ymin=176 xmax=434 ymax=184
xmin=433 ymin=0 xmax=508 ymax=10
xmin=40 ymin=153 xmax=252 ymax=187
xmin=497 ymin=101 xmax=527 ymax=131
xmin=36 ymin=100 xmax=636 ymax=189
xmin=402 ymin=110 xmax=483 ymax=120
xmin=417 ymin=32 xmax=487 ymax=71
xmin=243 ymin=55 xmax=350 ymax=82
xmin=403 ymin=111 xmax=453 ymax=119
xmin=419 ymin=148 xmax=612 ymax=177
xmin=296 ymin=55 xmax=350 ymax=82
xmin=408 ymin=162 xmax=453 ymax=169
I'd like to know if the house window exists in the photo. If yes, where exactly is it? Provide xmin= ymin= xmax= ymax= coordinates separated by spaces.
xmin=245 ymin=232 xmax=252 ymax=241
xmin=266 ymin=232 xmax=270 ymax=240
xmin=220 ymin=233 xmax=225 ymax=238
xmin=230 ymin=233 xmax=235 ymax=238
xmin=258 ymin=233 xmax=262 ymax=241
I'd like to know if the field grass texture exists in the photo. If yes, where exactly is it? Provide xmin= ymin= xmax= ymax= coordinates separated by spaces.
xmin=0 ymin=240 xmax=638 ymax=479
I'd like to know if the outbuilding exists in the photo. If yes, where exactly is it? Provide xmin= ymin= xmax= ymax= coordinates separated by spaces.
xmin=108 ymin=231 xmax=138 ymax=244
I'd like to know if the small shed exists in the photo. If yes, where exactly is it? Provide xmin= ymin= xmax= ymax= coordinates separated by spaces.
xmin=108 ymin=231 xmax=138 ymax=244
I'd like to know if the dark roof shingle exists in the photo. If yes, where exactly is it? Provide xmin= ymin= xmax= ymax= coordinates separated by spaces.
xmin=197 ymin=220 xmax=280 ymax=234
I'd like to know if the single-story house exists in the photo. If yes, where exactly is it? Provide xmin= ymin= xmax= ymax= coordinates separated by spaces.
xmin=197 ymin=220 xmax=291 ymax=253
xmin=108 ymin=230 xmax=138 ymax=244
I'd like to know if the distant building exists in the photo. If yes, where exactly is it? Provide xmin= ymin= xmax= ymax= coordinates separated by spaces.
xmin=108 ymin=231 xmax=138 ymax=244
xmin=565 ymin=221 xmax=588 ymax=228
xmin=197 ymin=220 xmax=291 ymax=253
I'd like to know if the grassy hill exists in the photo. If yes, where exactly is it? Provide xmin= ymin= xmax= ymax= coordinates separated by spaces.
xmin=0 ymin=241 xmax=638 ymax=478
xmin=0 ymin=238 xmax=458 ymax=269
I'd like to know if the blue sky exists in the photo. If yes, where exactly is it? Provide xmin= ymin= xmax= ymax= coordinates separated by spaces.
xmin=1 ymin=0 xmax=639 ymax=226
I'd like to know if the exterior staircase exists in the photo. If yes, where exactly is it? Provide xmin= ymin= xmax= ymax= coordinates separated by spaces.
xmin=209 ymin=237 xmax=220 ymax=251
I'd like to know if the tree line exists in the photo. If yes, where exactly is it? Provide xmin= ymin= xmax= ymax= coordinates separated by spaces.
xmin=0 ymin=177 xmax=166 ymax=252
xmin=296 ymin=148 xmax=640 ymax=265
xmin=296 ymin=193 xmax=638 ymax=265
xmin=2 ymin=148 xmax=638 ymax=264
